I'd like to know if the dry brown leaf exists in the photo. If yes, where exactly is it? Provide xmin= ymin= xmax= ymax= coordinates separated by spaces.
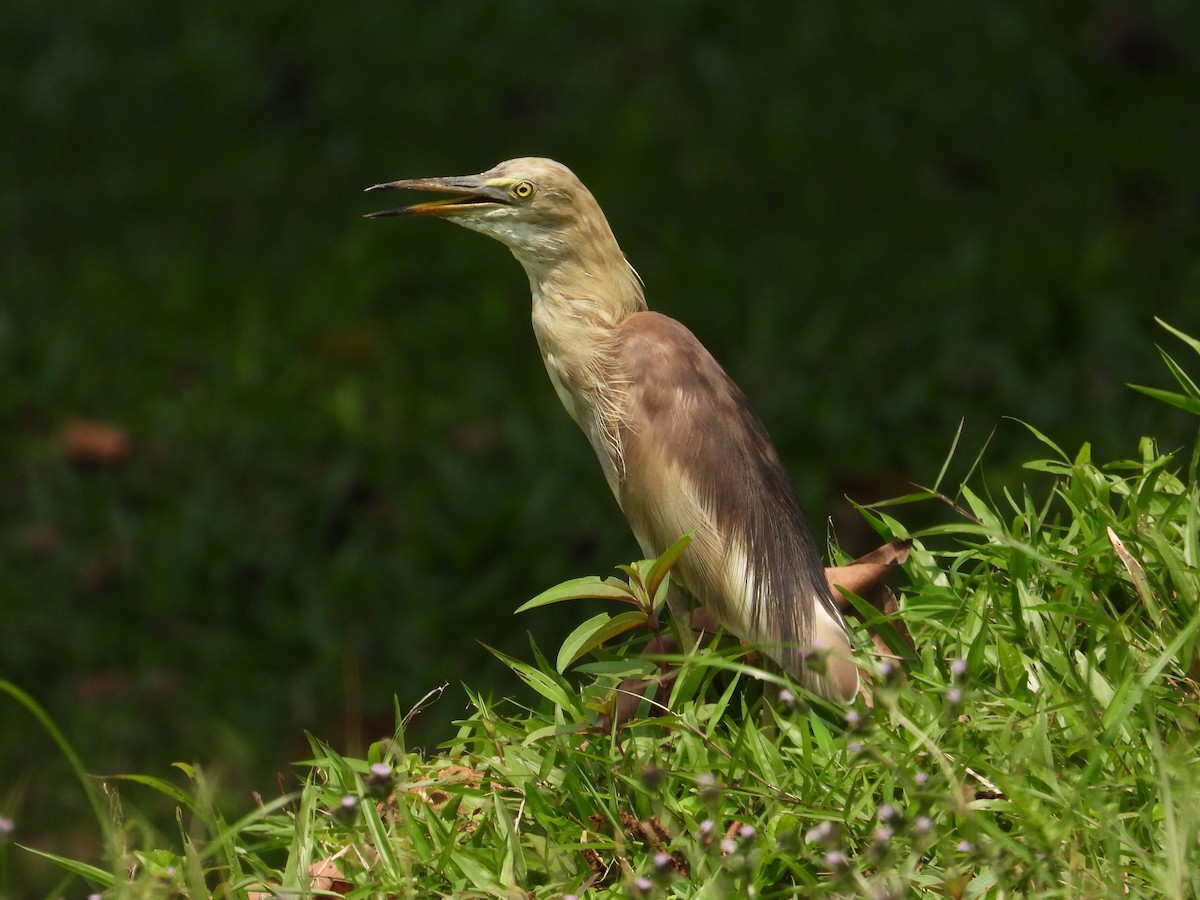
xmin=59 ymin=417 xmax=132 ymax=466
xmin=245 ymin=858 xmax=352 ymax=899
xmin=826 ymin=537 xmax=912 ymax=600
xmin=828 ymin=538 xmax=916 ymax=663
xmin=309 ymin=858 xmax=351 ymax=894
xmin=406 ymin=764 xmax=485 ymax=809
xmin=1107 ymin=526 xmax=1154 ymax=610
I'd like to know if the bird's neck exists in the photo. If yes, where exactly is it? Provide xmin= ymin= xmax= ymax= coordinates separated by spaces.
xmin=529 ymin=254 xmax=647 ymax=324
xmin=519 ymin=249 xmax=646 ymax=491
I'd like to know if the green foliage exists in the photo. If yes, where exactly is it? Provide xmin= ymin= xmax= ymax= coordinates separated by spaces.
xmin=7 ymin=325 xmax=1199 ymax=897
xmin=516 ymin=530 xmax=695 ymax=673
xmin=1131 ymin=318 xmax=1200 ymax=418
xmin=2 ymin=4 xmax=1200 ymax=889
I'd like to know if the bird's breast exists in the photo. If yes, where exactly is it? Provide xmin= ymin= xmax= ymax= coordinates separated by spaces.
xmin=540 ymin=351 xmax=585 ymax=425
xmin=530 ymin=300 xmax=631 ymax=496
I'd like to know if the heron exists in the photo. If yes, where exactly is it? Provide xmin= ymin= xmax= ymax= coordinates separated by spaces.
xmin=366 ymin=158 xmax=859 ymax=702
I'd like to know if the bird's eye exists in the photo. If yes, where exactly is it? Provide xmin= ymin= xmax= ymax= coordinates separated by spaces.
xmin=511 ymin=181 xmax=535 ymax=199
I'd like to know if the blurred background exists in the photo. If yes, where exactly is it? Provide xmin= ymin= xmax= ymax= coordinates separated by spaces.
xmin=2 ymin=0 xmax=1198 ymax=883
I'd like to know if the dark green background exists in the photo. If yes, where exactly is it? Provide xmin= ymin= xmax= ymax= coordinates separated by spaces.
xmin=2 ymin=0 xmax=1198 ymax=872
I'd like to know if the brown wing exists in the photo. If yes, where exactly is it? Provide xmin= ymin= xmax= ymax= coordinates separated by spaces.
xmin=612 ymin=311 xmax=857 ymax=701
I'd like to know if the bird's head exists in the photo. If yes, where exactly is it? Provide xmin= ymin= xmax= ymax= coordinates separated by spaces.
xmin=366 ymin=157 xmax=615 ymax=266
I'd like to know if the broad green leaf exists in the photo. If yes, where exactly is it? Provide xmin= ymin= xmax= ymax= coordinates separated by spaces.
xmin=572 ymin=658 xmax=657 ymax=678
xmin=451 ymin=848 xmax=507 ymax=894
xmin=515 ymin=576 xmax=634 ymax=613
xmin=645 ymin=528 xmax=697 ymax=608
xmin=485 ymin=644 xmax=582 ymax=713
xmin=957 ymin=485 xmax=1003 ymax=531
xmin=810 ymin=714 xmax=834 ymax=758
xmin=1022 ymin=458 xmax=1072 ymax=475
xmin=556 ymin=610 xmax=649 ymax=672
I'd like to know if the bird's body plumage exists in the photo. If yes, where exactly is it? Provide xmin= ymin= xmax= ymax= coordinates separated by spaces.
xmin=367 ymin=157 xmax=858 ymax=702
xmin=614 ymin=312 xmax=857 ymax=701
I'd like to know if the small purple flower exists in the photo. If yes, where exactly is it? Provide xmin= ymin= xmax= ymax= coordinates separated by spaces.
xmin=845 ymin=709 xmax=861 ymax=729
xmin=912 ymin=815 xmax=933 ymax=836
xmin=365 ymin=763 xmax=396 ymax=798
xmin=653 ymin=851 xmax=672 ymax=870
xmin=823 ymin=850 xmax=848 ymax=870
xmin=739 ymin=824 xmax=756 ymax=840
xmin=634 ymin=875 xmax=653 ymax=893
xmin=947 ymin=687 xmax=963 ymax=707
xmin=696 ymin=772 xmax=721 ymax=804
xmin=847 ymin=740 xmax=862 ymax=754
xmin=698 ymin=818 xmax=715 ymax=836
xmin=721 ymin=838 xmax=737 ymax=855
xmin=957 ymin=839 xmax=973 ymax=853
xmin=877 ymin=803 xmax=898 ymax=824
xmin=913 ymin=770 xmax=928 ymax=786
xmin=334 ymin=793 xmax=359 ymax=823
xmin=877 ymin=659 xmax=896 ymax=679
xmin=868 ymin=824 xmax=894 ymax=863
xmin=800 ymin=646 xmax=827 ymax=674
xmin=0 ymin=816 xmax=13 ymax=837
xmin=778 ymin=688 xmax=795 ymax=707
xmin=805 ymin=820 xmax=835 ymax=845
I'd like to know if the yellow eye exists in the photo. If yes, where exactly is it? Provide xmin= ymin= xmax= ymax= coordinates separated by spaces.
xmin=512 ymin=180 xmax=535 ymax=199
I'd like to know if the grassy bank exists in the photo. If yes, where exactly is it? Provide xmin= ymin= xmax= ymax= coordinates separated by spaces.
xmin=5 ymin=324 xmax=1198 ymax=897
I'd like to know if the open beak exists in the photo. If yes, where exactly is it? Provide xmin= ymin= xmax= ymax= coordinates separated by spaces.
xmin=363 ymin=175 xmax=508 ymax=219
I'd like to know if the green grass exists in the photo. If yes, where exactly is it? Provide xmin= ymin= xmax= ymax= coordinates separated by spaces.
xmin=4 ymin=6 xmax=1200 ymax=863
xmin=4 ymin=5 xmax=1200 ymax=892
xmin=4 ymin=324 xmax=1198 ymax=897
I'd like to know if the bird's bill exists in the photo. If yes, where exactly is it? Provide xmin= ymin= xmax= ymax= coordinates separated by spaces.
xmin=363 ymin=175 xmax=508 ymax=219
